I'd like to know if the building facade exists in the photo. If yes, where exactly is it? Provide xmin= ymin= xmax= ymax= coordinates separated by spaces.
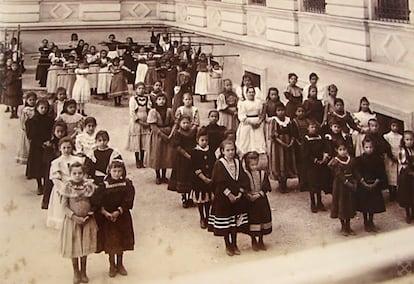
xmin=1 ymin=0 xmax=413 ymax=127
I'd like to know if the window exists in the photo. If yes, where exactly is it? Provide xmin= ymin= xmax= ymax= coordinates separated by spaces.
xmin=249 ymin=0 xmax=266 ymax=6
xmin=303 ymin=0 xmax=326 ymax=13
xmin=244 ymin=71 xmax=261 ymax=89
xmin=376 ymin=0 xmax=410 ymax=23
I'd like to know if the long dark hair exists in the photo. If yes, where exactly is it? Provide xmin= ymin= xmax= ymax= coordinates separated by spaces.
xmin=358 ymin=97 xmax=373 ymax=114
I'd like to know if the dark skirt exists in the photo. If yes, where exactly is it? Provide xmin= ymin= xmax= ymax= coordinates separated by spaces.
xmin=397 ymin=168 xmax=414 ymax=208
xmin=167 ymin=155 xmax=193 ymax=194
xmin=248 ymin=195 xmax=272 ymax=235
xmin=26 ymin=143 xmax=46 ymax=179
xmin=355 ymin=183 xmax=386 ymax=214
xmin=96 ymin=211 xmax=135 ymax=254
xmin=330 ymin=179 xmax=356 ymax=219
xmin=304 ymin=163 xmax=331 ymax=193
xmin=208 ymin=194 xmax=249 ymax=236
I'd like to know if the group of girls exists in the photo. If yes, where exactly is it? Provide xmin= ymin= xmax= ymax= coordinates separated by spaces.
xmin=37 ymin=32 xmax=223 ymax=113
xmin=14 ymin=88 xmax=136 ymax=283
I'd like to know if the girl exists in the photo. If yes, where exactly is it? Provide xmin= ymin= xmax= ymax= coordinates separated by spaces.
xmin=236 ymin=74 xmax=263 ymax=102
xmin=46 ymin=47 xmax=65 ymax=97
xmin=207 ymin=62 xmax=223 ymax=106
xmin=146 ymin=93 xmax=175 ymax=184
xmin=72 ymin=61 xmax=91 ymax=116
xmin=201 ymin=109 xmax=226 ymax=153
xmin=26 ymin=99 xmax=54 ymax=195
xmin=109 ymin=57 xmax=133 ymax=106
xmin=263 ymin=87 xmax=283 ymax=154
xmin=172 ymin=70 xmax=192 ymax=114
xmin=41 ymin=121 xmax=67 ymax=210
xmin=163 ymin=59 xmax=177 ymax=108
xmin=97 ymin=50 xmax=112 ymax=100
xmin=292 ymin=105 xmax=311 ymax=191
xmin=4 ymin=61 xmax=23 ymax=118
xmin=243 ymin=151 xmax=272 ymax=250
xmin=149 ymin=80 xmax=164 ymax=106
xmin=60 ymin=162 xmax=97 ymax=284
xmin=16 ymin=92 xmax=36 ymax=164
xmin=195 ymin=53 xmax=210 ymax=102
xmin=236 ymin=87 xmax=266 ymax=157
xmin=327 ymin=98 xmax=361 ymax=136
xmin=86 ymin=45 xmax=100 ymax=95
xmin=216 ymin=79 xmax=239 ymax=131
xmin=92 ymin=130 xmax=122 ymax=185
xmin=95 ymin=160 xmax=135 ymax=278
xmin=56 ymin=99 xmax=84 ymax=140
xmin=284 ymin=73 xmax=303 ymax=119
xmin=325 ymin=118 xmax=354 ymax=157
xmin=397 ymin=131 xmax=414 ymax=223
xmin=354 ymin=138 xmax=387 ymax=232
xmin=47 ymin=137 xmax=85 ymax=229
xmin=58 ymin=54 xmax=77 ymax=99
xmin=303 ymin=72 xmax=325 ymax=101
xmin=126 ymin=82 xmax=150 ymax=168
xmin=303 ymin=85 xmax=323 ymax=125
xmin=52 ymin=87 xmax=67 ymax=119
xmin=174 ymin=92 xmax=200 ymax=132
xmin=353 ymin=97 xmax=376 ymax=157
xmin=328 ymin=143 xmax=357 ymax=236
xmin=270 ymin=103 xmax=297 ymax=192
xmin=322 ymin=84 xmax=338 ymax=125
xmin=75 ymin=116 xmax=97 ymax=160
xmin=303 ymin=122 xmax=331 ymax=212
xmin=383 ymin=120 xmax=402 ymax=201
xmin=35 ymin=39 xmax=51 ymax=87
xmin=168 ymin=115 xmax=197 ymax=208
xmin=191 ymin=128 xmax=216 ymax=228
xmin=208 ymin=139 xmax=249 ymax=256
xmin=144 ymin=51 xmax=159 ymax=91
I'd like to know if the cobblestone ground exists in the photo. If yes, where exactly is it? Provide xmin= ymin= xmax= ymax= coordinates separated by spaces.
xmin=0 ymin=72 xmax=412 ymax=283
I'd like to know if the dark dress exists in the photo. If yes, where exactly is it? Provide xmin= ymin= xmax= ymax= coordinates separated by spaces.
xmin=35 ymin=46 xmax=51 ymax=87
xmin=172 ymin=82 xmax=192 ymax=115
xmin=303 ymin=98 xmax=323 ymax=125
xmin=208 ymin=158 xmax=249 ymax=236
xmin=245 ymin=170 xmax=272 ymax=235
xmin=95 ymin=177 xmax=135 ymax=254
xmin=327 ymin=111 xmax=360 ymax=135
xmin=4 ymin=69 xmax=23 ymax=107
xmin=303 ymin=134 xmax=331 ymax=193
xmin=202 ymin=123 xmax=226 ymax=153
xmin=397 ymin=147 xmax=414 ymax=208
xmin=41 ymin=135 xmax=61 ymax=209
xmin=328 ymin=156 xmax=356 ymax=219
xmin=354 ymin=153 xmax=386 ymax=213
xmin=292 ymin=117 xmax=311 ymax=191
xmin=325 ymin=132 xmax=354 ymax=158
xmin=168 ymin=128 xmax=197 ymax=194
xmin=164 ymin=67 xmax=178 ymax=108
xmin=191 ymin=146 xmax=216 ymax=203
xmin=26 ymin=112 xmax=54 ymax=179
xmin=122 ymin=50 xmax=138 ymax=85
xmin=93 ymin=148 xmax=122 ymax=185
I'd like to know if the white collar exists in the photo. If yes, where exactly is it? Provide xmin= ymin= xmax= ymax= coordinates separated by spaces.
xmin=275 ymin=116 xmax=291 ymax=127
xmin=195 ymin=145 xmax=209 ymax=152
xmin=219 ymin=157 xmax=239 ymax=180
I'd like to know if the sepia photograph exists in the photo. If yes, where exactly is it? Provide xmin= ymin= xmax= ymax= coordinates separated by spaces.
xmin=0 ymin=0 xmax=413 ymax=283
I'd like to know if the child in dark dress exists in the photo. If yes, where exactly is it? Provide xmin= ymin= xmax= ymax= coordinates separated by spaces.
xmin=303 ymin=85 xmax=323 ymax=125
xmin=243 ymin=151 xmax=272 ymax=251
xmin=4 ymin=61 xmax=23 ymax=118
xmin=92 ymin=130 xmax=122 ymax=185
xmin=191 ymin=128 xmax=216 ymax=229
xmin=397 ymin=131 xmax=414 ymax=223
xmin=303 ymin=121 xmax=331 ymax=212
xmin=328 ymin=143 xmax=357 ymax=236
xmin=354 ymin=138 xmax=387 ymax=232
xmin=168 ymin=115 xmax=197 ymax=208
xmin=292 ymin=105 xmax=311 ymax=191
xmin=95 ymin=160 xmax=135 ymax=278
xmin=201 ymin=109 xmax=226 ymax=153
xmin=41 ymin=121 xmax=68 ymax=209
xmin=325 ymin=118 xmax=354 ymax=158
xmin=26 ymin=99 xmax=55 ymax=195
xmin=208 ymin=139 xmax=249 ymax=256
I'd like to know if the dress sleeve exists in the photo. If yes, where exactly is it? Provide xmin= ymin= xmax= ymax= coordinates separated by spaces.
xmin=216 ymin=93 xmax=227 ymax=111
xmin=147 ymin=109 xmax=158 ymax=124
xmin=237 ymin=102 xmax=247 ymax=123
xmin=121 ymin=179 xmax=135 ymax=210
xmin=193 ymin=108 xmax=200 ymax=127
